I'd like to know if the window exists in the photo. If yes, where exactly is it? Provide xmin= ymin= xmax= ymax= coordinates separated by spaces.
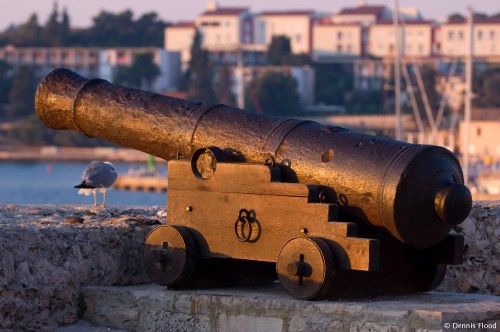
xmin=337 ymin=45 xmax=343 ymax=52
xmin=478 ymin=30 xmax=483 ymax=40
xmin=458 ymin=31 xmax=464 ymax=40
xmin=200 ymin=21 xmax=220 ymax=27
xmin=448 ymin=31 xmax=454 ymax=40
xmin=337 ymin=31 xmax=343 ymax=40
xmin=490 ymin=30 xmax=495 ymax=40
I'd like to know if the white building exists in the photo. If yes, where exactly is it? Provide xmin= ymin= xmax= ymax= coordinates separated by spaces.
xmin=196 ymin=3 xmax=251 ymax=49
xmin=368 ymin=20 xmax=433 ymax=58
xmin=164 ymin=2 xmax=253 ymax=69
xmin=437 ymin=17 xmax=500 ymax=59
xmin=312 ymin=19 xmax=364 ymax=61
xmin=164 ymin=22 xmax=196 ymax=70
xmin=254 ymin=10 xmax=313 ymax=55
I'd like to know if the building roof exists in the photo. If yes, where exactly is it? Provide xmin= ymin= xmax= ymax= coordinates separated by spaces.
xmin=170 ymin=21 xmax=196 ymax=28
xmin=200 ymin=7 xmax=248 ymax=16
xmin=258 ymin=10 xmax=314 ymax=17
xmin=315 ymin=19 xmax=362 ymax=27
xmin=337 ymin=5 xmax=386 ymax=16
xmin=375 ymin=20 xmax=433 ymax=26
xmin=446 ymin=17 xmax=500 ymax=25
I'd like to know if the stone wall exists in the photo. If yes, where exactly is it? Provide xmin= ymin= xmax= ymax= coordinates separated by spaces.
xmin=437 ymin=201 xmax=500 ymax=295
xmin=0 ymin=205 xmax=163 ymax=331
xmin=0 ymin=202 xmax=498 ymax=330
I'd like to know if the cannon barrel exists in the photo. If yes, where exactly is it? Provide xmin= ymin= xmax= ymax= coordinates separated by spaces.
xmin=35 ymin=68 xmax=472 ymax=249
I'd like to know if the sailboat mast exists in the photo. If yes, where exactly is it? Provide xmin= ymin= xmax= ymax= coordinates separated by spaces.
xmin=463 ymin=7 xmax=473 ymax=185
xmin=393 ymin=0 xmax=402 ymax=140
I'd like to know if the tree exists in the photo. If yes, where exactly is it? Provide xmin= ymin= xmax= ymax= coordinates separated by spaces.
xmin=89 ymin=10 xmax=135 ymax=46
xmin=345 ymin=90 xmax=383 ymax=114
xmin=268 ymin=35 xmax=292 ymax=65
xmin=482 ymin=72 xmax=500 ymax=107
xmin=6 ymin=65 xmax=37 ymax=119
xmin=315 ymin=63 xmax=353 ymax=105
xmin=113 ymin=52 xmax=160 ymax=90
xmin=448 ymin=13 xmax=465 ymax=22
xmin=246 ymin=72 xmax=301 ymax=116
xmin=267 ymin=35 xmax=311 ymax=66
xmin=472 ymin=66 xmax=500 ymax=107
xmin=134 ymin=12 xmax=165 ymax=47
xmin=0 ymin=61 xmax=12 ymax=118
xmin=187 ymin=29 xmax=216 ymax=103
xmin=215 ymin=65 xmax=235 ymax=106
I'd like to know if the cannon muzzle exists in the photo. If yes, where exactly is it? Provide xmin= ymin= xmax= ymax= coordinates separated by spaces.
xmin=35 ymin=68 xmax=472 ymax=248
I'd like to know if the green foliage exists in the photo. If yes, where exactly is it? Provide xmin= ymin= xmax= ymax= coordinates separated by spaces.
xmin=268 ymin=36 xmax=292 ymax=65
xmin=0 ymin=8 xmax=165 ymax=47
xmin=187 ymin=29 xmax=216 ymax=103
xmin=7 ymin=115 xmax=114 ymax=146
xmin=267 ymin=35 xmax=311 ymax=66
xmin=215 ymin=65 xmax=235 ymax=106
xmin=8 ymin=115 xmax=49 ymax=145
xmin=314 ymin=63 xmax=353 ymax=105
xmin=246 ymin=72 xmax=301 ymax=116
xmin=42 ymin=3 xmax=70 ymax=46
xmin=113 ymin=53 xmax=160 ymax=89
xmin=7 ymin=65 xmax=37 ymax=119
xmin=0 ymin=61 xmax=12 ymax=116
xmin=473 ymin=66 xmax=500 ymax=107
xmin=345 ymin=90 xmax=383 ymax=114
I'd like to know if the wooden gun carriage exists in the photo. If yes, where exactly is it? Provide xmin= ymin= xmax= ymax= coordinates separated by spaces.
xmin=35 ymin=69 xmax=472 ymax=299
xmin=143 ymin=147 xmax=464 ymax=299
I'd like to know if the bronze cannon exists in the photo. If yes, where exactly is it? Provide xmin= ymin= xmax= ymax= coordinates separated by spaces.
xmin=35 ymin=68 xmax=472 ymax=299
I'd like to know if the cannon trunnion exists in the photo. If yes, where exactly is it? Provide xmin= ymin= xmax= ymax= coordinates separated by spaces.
xmin=143 ymin=148 xmax=463 ymax=299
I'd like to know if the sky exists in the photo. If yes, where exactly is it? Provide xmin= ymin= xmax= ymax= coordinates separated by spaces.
xmin=0 ymin=0 xmax=499 ymax=30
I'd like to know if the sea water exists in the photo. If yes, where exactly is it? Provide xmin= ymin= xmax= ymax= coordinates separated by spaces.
xmin=0 ymin=161 xmax=166 ymax=206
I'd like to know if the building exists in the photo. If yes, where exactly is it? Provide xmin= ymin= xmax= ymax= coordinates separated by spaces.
xmin=333 ymin=4 xmax=388 ymax=26
xmin=253 ymin=10 xmax=313 ymax=55
xmin=312 ymin=20 xmax=364 ymax=61
xmin=368 ymin=20 xmax=433 ymax=58
xmin=438 ymin=17 xmax=500 ymax=60
xmin=459 ymin=108 xmax=500 ymax=160
xmin=0 ymin=45 xmax=180 ymax=92
xmin=164 ymin=21 xmax=196 ymax=70
xmin=196 ymin=2 xmax=252 ymax=49
xmin=0 ymin=45 xmax=100 ymax=78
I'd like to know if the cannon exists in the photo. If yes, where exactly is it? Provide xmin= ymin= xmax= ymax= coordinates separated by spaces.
xmin=35 ymin=68 xmax=472 ymax=299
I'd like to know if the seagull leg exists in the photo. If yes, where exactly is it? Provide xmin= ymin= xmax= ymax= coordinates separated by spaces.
xmin=93 ymin=189 xmax=97 ymax=206
xmin=103 ymin=189 xmax=107 ymax=208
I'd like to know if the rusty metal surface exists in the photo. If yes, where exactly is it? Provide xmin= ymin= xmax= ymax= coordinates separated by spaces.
xmin=35 ymin=68 xmax=472 ymax=249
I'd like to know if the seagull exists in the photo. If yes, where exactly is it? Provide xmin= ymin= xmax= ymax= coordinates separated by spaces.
xmin=75 ymin=161 xmax=117 ymax=207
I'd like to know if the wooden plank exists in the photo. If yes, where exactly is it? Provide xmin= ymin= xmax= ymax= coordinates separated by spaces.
xmin=168 ymin=160 xmax=310 ymax=197
xmin=168 ymin=189 xmax=378 ymax=271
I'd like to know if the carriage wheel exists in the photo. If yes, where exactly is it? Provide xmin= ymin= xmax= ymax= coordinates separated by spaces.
xmin=417 ymin=264 xmax=447 ymax=292
xmin=143 ymin=225 xmax=197 ymax=288
xmin=276 ymin=237 xmax=335 ymax=300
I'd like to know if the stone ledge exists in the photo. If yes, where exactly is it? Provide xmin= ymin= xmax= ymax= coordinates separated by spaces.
xmin=1 ymin=202 xmax=499 ymax=331
xmin=0 ymin=205 xmax=165 ymax=331
xmin=81 ymin=284 xmax=500 ymax=332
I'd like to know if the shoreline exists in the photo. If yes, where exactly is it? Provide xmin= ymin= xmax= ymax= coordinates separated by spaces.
xmin=0 ymin=146 xmax=167 ymax=163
